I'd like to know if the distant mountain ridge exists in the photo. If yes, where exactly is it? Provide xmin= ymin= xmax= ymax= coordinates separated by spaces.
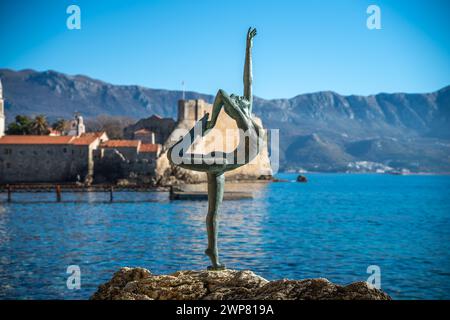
xmin=0 ymin=68 xmax=212 ymax=121
xmin=1 ymin=68 xmax=449 ymax=172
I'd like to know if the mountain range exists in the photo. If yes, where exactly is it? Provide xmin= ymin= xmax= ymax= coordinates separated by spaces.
xmin=1 ymin=68 xmax=449 ymax=172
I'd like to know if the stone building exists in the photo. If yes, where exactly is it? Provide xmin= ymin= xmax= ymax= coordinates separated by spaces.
xmin=0 ymin=119 xmax=161 ymax=185
xmin=93 ymin=140 xmax=161 ymax=183
xmin=0 ymin=133 xmax=161 ymax=184
xmin=0 ymin=134 xmax=102 ymax=183
xmin=0 ymin=78 xmax=161 ymax=185
xmin=177 ymin=99 xmax=210 ymax=122
xmin=123 ymin=115 xmax=175 ymax=145
xmin=68 ymin=114 xmax=86 ymax=136
xmin=100 ymin=140 xmax=142 ymax=160
xmin=133 ymin=129 xmax=155 ymax=144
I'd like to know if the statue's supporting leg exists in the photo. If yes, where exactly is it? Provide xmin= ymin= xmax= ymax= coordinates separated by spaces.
xmin=205 ymin=172 xmax=225 ymax=270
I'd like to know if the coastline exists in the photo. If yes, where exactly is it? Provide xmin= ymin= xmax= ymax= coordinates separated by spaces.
xmin=1 ymin=171 xmax=449 ymax=192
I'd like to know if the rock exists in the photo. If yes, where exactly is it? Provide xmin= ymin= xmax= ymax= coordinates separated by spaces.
xmin=91 ymin=268 xmax=391 ymax=300
xmin=91 ymin=267 xmax=153 ymax=300
xmin=272 ymin=178 xmax=289 ymax=182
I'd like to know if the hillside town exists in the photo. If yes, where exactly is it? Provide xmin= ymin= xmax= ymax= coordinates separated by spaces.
xmin=0 ymin=79 xmax=272 ymax=185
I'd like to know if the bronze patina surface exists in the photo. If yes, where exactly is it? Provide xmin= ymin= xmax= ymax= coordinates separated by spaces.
xmin=168 ymin=28 xmax=263 ymax=270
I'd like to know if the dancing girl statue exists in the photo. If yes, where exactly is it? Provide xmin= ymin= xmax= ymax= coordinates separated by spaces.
xmin=168 ymin=27 xmax=263 ymax=270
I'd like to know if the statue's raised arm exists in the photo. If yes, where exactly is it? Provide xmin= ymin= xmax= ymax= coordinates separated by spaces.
xmin=244 ymin=27 xmax=257 ymax=108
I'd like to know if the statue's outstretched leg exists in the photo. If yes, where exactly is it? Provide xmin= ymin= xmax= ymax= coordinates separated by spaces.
xmin=205 ymin=172 xmax=226 ymax=270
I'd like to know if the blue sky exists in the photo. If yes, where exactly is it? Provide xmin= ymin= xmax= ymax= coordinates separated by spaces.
xmin=0 ymin=0 xmax=449 ymax=99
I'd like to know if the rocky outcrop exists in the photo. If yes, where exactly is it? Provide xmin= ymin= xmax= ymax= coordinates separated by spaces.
xmin=91 ymin=268 xmax=391 ymax=300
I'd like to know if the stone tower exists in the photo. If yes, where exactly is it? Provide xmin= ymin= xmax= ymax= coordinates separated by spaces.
xmin=68 ymin=113 xmax=86 ymax=136
xmin=0 ymin=79 xmax=4 ymax=137
xmin=177 ymin=99 xmax=212 ymax=122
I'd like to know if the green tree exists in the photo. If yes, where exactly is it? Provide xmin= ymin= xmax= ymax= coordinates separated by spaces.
xmin=52 ymin=118 xmax=68 ymax=134
xmin=6 ymin=115 xmax=32 ymax=135
xmin=30 ymin=115 xmax=50 ymax=135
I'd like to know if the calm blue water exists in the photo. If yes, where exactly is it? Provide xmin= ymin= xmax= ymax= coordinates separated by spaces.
xmin=0 ymin=174 xmax=449 ymax=300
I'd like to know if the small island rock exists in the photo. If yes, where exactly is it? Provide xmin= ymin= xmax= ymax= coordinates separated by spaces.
xmin=91 ymin=267 xmax=391 ymax=300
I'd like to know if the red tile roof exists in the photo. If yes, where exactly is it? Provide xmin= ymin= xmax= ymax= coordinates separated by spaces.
xmin=139 ymin=143 xmax=160 ymax=153
xmin=71 ymin=135 xmax=99 ymax=145
xmin=0 ymin=134 xmax=101 ymax=146
xmin=81 ymin=131 xmax=107 ymax=138
xmin=134 ymin=129 xmax=153 ymax=134
xmin=101 ymin=140 xmax=140 ymax=148
xmin=0 ymin=135 xmax=75 ymax=145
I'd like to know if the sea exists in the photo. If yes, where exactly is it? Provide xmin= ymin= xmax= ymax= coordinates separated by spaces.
xmin=0 ymin=173 xmax=449 ymax=299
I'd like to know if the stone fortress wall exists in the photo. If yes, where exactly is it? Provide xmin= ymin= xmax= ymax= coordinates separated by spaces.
xmin=0 ymin=143 xmax=91 ymax=183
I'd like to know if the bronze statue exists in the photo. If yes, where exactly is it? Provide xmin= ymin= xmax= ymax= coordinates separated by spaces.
xmin=168 ymin=27 xmax=263 ymax=270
